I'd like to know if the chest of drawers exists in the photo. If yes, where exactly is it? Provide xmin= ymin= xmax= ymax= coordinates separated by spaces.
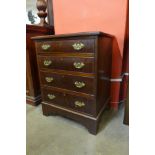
xmin=32 ymin=32 xmax=113 ymax=134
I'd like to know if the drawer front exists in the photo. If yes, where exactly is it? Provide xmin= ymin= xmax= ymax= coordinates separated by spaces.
xmin=42 ymin=87 xmax=96 ymax=116
xmin=40 ymin=71 xmax=95 ymax=95
xmin=38 ymin=55 xmax=95 ymax=73
xmin=36 ymin=39 xmax=94 ymax=53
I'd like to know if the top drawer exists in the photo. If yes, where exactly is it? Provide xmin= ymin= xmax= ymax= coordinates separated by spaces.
xmin=35 ymin=39 xmax=95 ymax=53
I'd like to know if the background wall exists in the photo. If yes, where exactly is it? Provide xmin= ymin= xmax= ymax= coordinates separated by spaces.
xmin=52 ymin=0 xmax=128 ymax=55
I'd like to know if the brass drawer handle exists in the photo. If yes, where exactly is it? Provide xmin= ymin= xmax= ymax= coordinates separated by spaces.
xmin=74 ymin=81 xmax=85 ymax=88
xmin=44 ymin=60 xmax=52 ymax=66
xmin=75 ymin=101 xmax=85 ymax=107
xmin=41 ymin=44 xmax=51 ymax=50
xmin=45 ymin=77 xmax=53 ymax=83
xmin=73 ymin=62 xmax=85 ymax=69
xmin=47 ymin=94 xmax=56 ymax=100
xmin=72 ymin=43 xmax=85 ymax=50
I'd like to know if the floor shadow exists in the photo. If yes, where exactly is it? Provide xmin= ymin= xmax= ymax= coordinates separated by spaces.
xmin=98 ymin=103 xmax=124 ymax=133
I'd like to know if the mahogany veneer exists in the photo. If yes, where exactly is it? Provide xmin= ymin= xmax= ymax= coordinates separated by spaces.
xmin=32 ymin=32 xmax=113 ymax=134
xmin=38 ymin=55 xmax=95 ymax=73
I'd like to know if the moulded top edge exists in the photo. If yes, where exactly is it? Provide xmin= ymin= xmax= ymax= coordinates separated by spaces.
xmin=31 ymin=31 xmax=114 ymax=40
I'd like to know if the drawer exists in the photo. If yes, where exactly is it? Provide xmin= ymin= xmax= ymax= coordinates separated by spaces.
xmin=38 ymin=55 xmax=95 ymax=73
xmin=36 ymin=39 xmax=94 ymax=53
xmin=40 ymin=71 xmax=95 ymax=95
xmin=42 ymin=87 xmax=96 ymax=116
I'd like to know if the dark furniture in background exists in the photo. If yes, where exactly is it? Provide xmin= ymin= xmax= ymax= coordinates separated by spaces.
xmin=32 ymin=32 xmax=114 ymax=134
xmin=124 ymin=84 xmax=129 ymax=125
xmin=26 ymin=0 xmax=54 ymax=105
xmin=26 ymin=24 xmax=54 ymax=105
xmin=121 ymin=0 xmax=129 ymax=125
xmin=46 ymin=0 xmax=54 ymax=26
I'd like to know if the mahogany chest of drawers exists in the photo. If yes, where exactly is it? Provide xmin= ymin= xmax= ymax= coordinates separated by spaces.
xmin=32 ymin=32 xmax=113 ymax=134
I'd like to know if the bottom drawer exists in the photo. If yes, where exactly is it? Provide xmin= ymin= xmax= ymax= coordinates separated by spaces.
xmin=42 ymin=87 xmax=96 ymax=116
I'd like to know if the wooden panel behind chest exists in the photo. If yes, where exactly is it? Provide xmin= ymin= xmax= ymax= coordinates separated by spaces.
xmin=26 ymin=25 xmax=54 ymax=105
